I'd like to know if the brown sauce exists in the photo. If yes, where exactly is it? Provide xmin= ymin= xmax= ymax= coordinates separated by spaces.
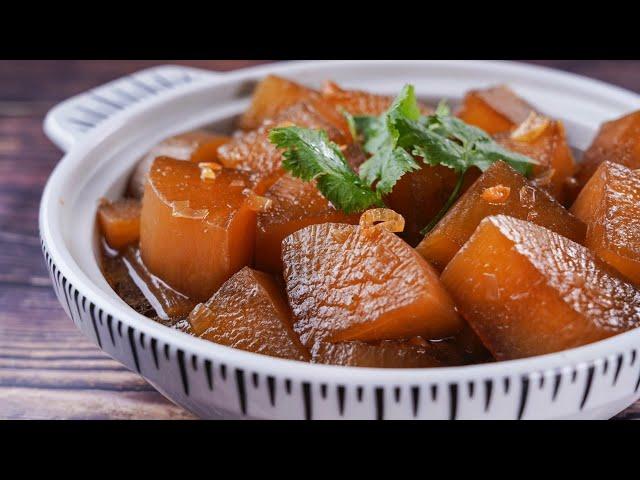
xmin=99 ymin=240 xmax=196 ymax=327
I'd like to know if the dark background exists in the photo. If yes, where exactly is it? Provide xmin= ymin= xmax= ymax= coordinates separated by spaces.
xmin=1 ymin=60 xmax=638 ymax=419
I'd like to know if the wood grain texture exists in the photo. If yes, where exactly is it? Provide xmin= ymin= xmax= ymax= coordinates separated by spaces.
xmin=1 ymin=60 xmax=639 ymax=420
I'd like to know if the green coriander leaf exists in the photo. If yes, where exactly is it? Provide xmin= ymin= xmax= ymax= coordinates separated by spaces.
xmin=268 ymin=126 xmax=383 ymax=214
xmin=359 ymin=143 xmax=420 ymax=196
xmin=389 ymin=84 xmax=421 ymax=122
xmin=471 ymin=141 xmax=537 ymax=176
xmin=353 ymin=84 xmax=421 ymax=154
xmin=432 ymin=115 xmax=491 ymax=146
xmin=354 ymin=85 xmax=424 ymax=194
xmin=342 ymin=109 xmax=358 ymax=141
xmin=358 ymin=116 xmax=386 ymax=154
xmin=391 ymin=115 xmax=467 ymax=172
xmin=435 ymin=100 xmax=451 ymax=117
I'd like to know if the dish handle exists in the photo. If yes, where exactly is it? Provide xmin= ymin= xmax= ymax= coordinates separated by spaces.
xmin=43 ymin=65 xmax=220 ymax=152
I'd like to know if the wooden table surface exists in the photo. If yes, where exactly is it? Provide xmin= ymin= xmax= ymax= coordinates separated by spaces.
xmin=2 ymin=60 xmax=639 ymax=420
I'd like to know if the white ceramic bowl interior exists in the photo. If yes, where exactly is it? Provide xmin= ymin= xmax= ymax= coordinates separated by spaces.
xmin=40 ymin=61 xmax=640 ymax=419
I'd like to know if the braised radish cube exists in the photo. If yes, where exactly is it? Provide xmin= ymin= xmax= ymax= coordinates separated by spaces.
xmin=219 ymin=98 xmax=352 ymax=191
xmin=140 ymin=157 xmax=257 ymax=301
xmin=97 ymin=198 xmax=141 ymax=250
xmin=441 ymin=215 xmax=640 ymax=360
xmin=571 ymin=161 xmax=640 ymax=286
xmin=321 ymin=81 xmax=395 ymax=116
xmin=576 ymin=110 xmax=640 ymax=187
xmin=282 ymin=223 xmax=463 ymax=347
xmin=188 ymin=267 xmax=309 ymax=361
xmin=387 ymin=165 xmax=480 ymax=246
xmin=416 ymin=161 xmax=586 ymax=271
xmin=128 ymin=130 xmax=230 ymax=198
xmin=457 ymin=85 xmax=534 ymax=135
xmin=497 ymin=115 xmax=577 ymax=204
xmin=256 ymin=175 xmax=359 ymax=274
xmin=239 ymin=75 xmax=318 ymax=131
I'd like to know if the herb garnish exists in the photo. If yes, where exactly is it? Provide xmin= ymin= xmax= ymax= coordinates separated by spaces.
xmin=269 ymin=84 xmax=538 ymax=233
xmin=268 ymin=126 xmax=383 ymax=214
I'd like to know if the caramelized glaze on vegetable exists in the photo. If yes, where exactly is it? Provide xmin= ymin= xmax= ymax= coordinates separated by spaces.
xmin=282 ymin=222 xmax=463 ymax=347
xmin=442 ymin=215 xmax=640 ymax=360
xmin=416 ymin=161 xmax=586 ymax=271
xmin=140 ymin=156 xmax=258 ymax=301
xmin=188 ymin=267 xmax=309 ymax=361
xmin=571 ymin=161 xmax=640 ymax=286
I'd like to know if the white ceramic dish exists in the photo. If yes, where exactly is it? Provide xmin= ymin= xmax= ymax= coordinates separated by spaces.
xmin=40 ymin=60 xmax=640 ymax=419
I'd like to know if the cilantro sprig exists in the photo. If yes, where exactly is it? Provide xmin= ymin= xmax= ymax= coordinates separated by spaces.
xmin=268 ymin=127 xmax=383 ymax=214
xmin=268 ymin=84 xmax=538 ymax=234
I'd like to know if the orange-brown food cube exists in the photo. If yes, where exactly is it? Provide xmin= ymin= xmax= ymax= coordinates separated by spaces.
xmin=128 ymin=130 xmax=230 ymax=198
xmin=457 ymin=85 xmax=534 ymax=135
xmin=282 ymin=223 xmax=463 ymax=347
xmin=416 ymin=161 xmax=586 ymax=271
xmin=239 ymin=75 xmax=318 ymax=131
xmin=256 ymin=175 xmax=359 ymax=274
xmin=217 ymin=125 xmax=282 ymax=193
xmin=188 ymin=267 xmax=309 ymax=361
xmin=571 ymin=161 xmax=640 ymax=286
xmin=321 ymin=81 xmax=433 ymax=117
xmin=576 ymin=111 xmax=640 ymax=188
xmin=219 ymin=98 xmax=352 ymax=192
xmin=387 ymin=165 xmax=480 ymax=246
xmin=441 ymin=215 xmax=640 ymax=360
xmin=97 ymin=198 xmax=141 ymax=250
xmin=497 ymin=117 xmax=577 ymax=204
xmin=140 ymin=157 xmax=257 ymax=302
xmin=321 ymin=81 xmax=394 ymax=116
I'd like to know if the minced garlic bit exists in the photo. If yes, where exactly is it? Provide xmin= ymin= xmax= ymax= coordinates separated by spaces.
xmin=511 ymin=111 xmax=551 ymax=142
xmin=359 ymin=208 xmax=405 ymax=233
xmin=246 ymin=193 xmax=273 ymax=212
xmin=481 ymin=185 xmax=511 ymax=204
xmin=198 ymin=162 xmax=222 ymax=181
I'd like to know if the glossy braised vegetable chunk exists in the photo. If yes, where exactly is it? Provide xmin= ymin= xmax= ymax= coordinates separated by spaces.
xmin=571 ymin=161 xmax=640 ymax=286
xmin=387 ymin=166 xmax=480 ymax=246
xmin=140 ymin=156 xmax=257 ymax=301
xmin=497 ymin=115 xmax=577 ymax=204
xmin=441 ymin=215 xmax=640 ymax=360
xmin=282 ymin=222 xmax=463 ymax=347
xmin=128 ymin=130 xmax=230 ymax=198
xmin=217 ymin=125 xmax=283 ymax=192
xmin=457 ymin=85 xmax=534 ymax=135
xmin=188 ymin=267 xmax=309 ymax=361
xmin=321 ymin=81 xmax=394 ymax=116
xmin=576 ymin=110 xmax=640 ymax=188
xmin=239 ymin=75 xmax=318 ymax=131
xmin=97 ymin=198 xmax=141 ymax=250
xmin=416 ymin=161 xmax=586 ymax=271
xmin=218 ymin=98 xmax=352 ymax=191
xmin=256 ymin=175 xmax=359 ymax=274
